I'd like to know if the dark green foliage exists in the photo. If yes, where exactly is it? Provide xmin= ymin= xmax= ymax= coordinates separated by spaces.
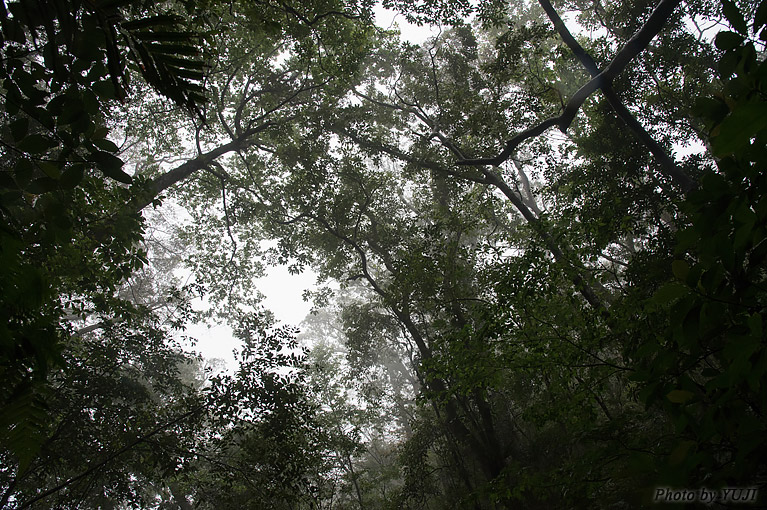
xmin=3 ymin=0 xmax=767 ymax=507
xmin=631 ymin=3 xmax=767 ymax=487
xmin=0 ymin=0 xmax=209 ymax=490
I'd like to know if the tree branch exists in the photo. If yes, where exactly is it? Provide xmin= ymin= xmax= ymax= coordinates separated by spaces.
xmin=130 ymin=122 xmax=273 ymax=213
xmin=335 ymin=125 xmax=491 ymax=185
xmin=207 ymin=162 xmax=238 ymax=263
xmin=458 ymin=0 xmax=684 ymax=178
xmin=536 ymin=0 xmax=695 ymax=191
xmin=17 ymin=406 xmax=204 ymax=509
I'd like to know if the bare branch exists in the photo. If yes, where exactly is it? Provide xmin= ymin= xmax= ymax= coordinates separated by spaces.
xmin=207 ymin=161 xmax=238 ymax=263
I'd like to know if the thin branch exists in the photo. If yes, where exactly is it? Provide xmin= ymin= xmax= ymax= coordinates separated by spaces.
xmin=17 ymin=406 xmax=204 ymax=510
xmin=335 ymin=125 xmax=490 ymax=185
xmin=208 ymin=161 xmax=238 ymax=263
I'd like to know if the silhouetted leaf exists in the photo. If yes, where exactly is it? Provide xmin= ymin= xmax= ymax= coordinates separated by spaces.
xmin=25 ymin=177 xmax=58 ymax=194
xmin=89 ymin=151 xmax=132 ymax=184
xmin=59 ymin=164 xmax=84 ymax=189
xmin=18 ymin=134 xmax=54 ymax=154
xmin=712 ymin=102 xmax=767 ymax=156
xmin=715 ymin=31 xmax=743 ymax=50
xmin=9 ymin=117 xmax=29 ymax=141
xmin=722 ymin=0 xmax=748 ymax=34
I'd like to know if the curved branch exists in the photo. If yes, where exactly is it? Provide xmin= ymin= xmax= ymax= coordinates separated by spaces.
xmin=536 ymin=0 xmax=695 ymax=191
xmin=458 ymin=0 xmax=684 ymax=176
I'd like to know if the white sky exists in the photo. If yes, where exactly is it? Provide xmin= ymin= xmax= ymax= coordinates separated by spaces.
xmin=183 ymin=266 xmax=317 ymax=366
xmin=374 ymin=4 xmax=437 ymax=43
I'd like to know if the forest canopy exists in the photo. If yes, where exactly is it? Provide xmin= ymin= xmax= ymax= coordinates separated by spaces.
xmin=1 ymin=0 xmax=767 ymax=507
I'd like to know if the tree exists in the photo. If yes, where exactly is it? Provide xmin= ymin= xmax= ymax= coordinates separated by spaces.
xmin=203 ymin=0 xmax=765 ymax=503
xmin=1 ymin=0 xmax=378 ymax=506
xmin=628 ymin=0 xmax=767 ymax=486
xmin=4 ymin=0 xmax=767 ymax=506
xmin=1 ymin=0 xmax=377 ymax=486
xmin=324 ymin=0 xmax=767 ymax=502
xmin=0 ymin=0 xmax=209 ymax=465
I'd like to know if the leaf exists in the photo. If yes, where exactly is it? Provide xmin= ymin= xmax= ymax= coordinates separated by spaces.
xmin=46 ymin=94 xmax=67 ymax=116
xmin=672 ymin=260 xmax=689 ymax=281
xmin=711 ymin=102 xmax=767 ymax=156
xmin=89 ymin=151 xmax=132 ymax=184
xmin=715 ymin=31 xmax=743 ymax=50
xmin=4 ymin=79 xmax=22 ymax=115
xmin=165 ymin=67 xmax=206 ymax=80
xmin=92 ymin=127 xmax=110 ymax=139
xmin=152 ymin=53 xmax=207 ymax=69
xmin=17 ymin=134 xmax=53 ymax=154
xmin=187 ymin=92 xmax=208 ymax=104
xmin=721 ymin=0 xmax=748 ymax=34
xmin=0 ymin=172 xmax=17 ymax=189
xmin=638 ymin=381 xmax=660 ymax=407
xmin=14 ymin=68 xmax=47 ymax=105
xmin=733 ymin=220 xmax=755 ymax=250
xmin=14 ymin=158 xmax=34 ymax=186
xmin=92 ymin=80 xmax=117 ymax=100
xmin=2 ymin=17 xmax=27 ymax=44
xmin=121 ymin=15 xmax=183 ymax=30
xmin=93 ymin=138 xmax=120 ymax=153
xmin=756 ymin=0 xmax=767 ymax=32
xmin=59 ymin=164 xmax=84 ymax=189
xmin=1 ymin=190 xmax=23 ymax=204
xmin=666 ymin=390 xmax=694 ymax=404
xmin=146 ymin=43 xmax=199 ymax=56
xmin=58 ymin=97 xmax=88 ymax=126
xmin=0 ymin=389 xmax=48 ymax=475
xmin=25 ymin=177 xmax=58 ymax=194
xmin=38 ymin=161 xmax=61 ymax=179
xmin=10 ymin=117 xmax=29 ymax=141
xmin=718 ymin=49 xmax=740 ymax=79
xmin=133 ymin=30 xmax=196 ymax=42
xmin=649 ymin=282 xmax=688 ymax=307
